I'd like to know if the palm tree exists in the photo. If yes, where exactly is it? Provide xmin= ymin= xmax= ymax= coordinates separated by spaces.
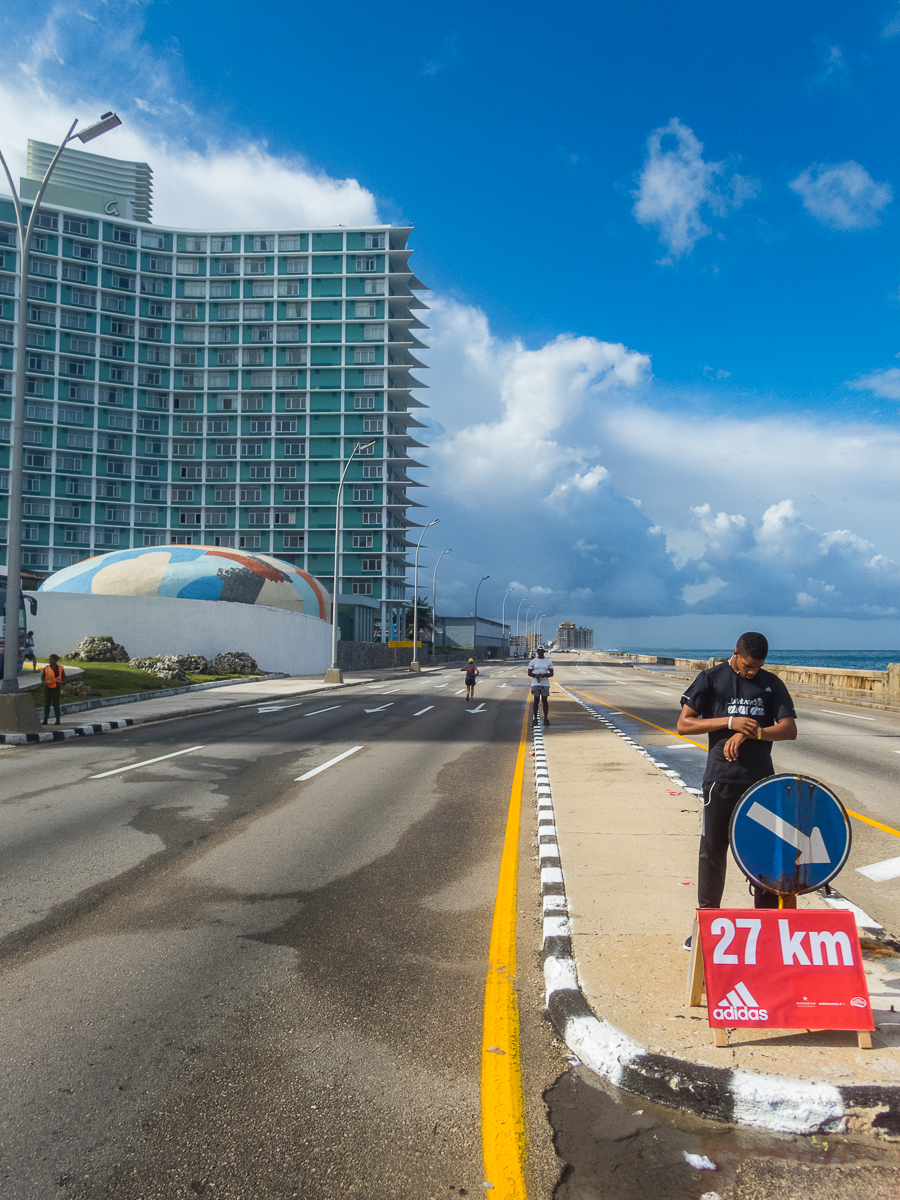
xmin=405 ymin=597 xmax=433 ymax=639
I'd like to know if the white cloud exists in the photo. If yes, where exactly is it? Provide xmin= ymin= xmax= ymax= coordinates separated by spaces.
xmin=789 ymin=162 xmax=892 ymax=230
xmin=882 ymin=6 xmax=900 ymax=38
xmin=0 ymin=4 xmax=380 ymax=229
xmin=632 ymin=118 xmax=758 ymax=260
xmin=846 ymin=367 xmax=900 ymax=400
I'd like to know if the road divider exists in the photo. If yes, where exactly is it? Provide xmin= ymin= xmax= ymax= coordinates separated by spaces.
xmin=295 ymin=745 xmax=363 ymax=781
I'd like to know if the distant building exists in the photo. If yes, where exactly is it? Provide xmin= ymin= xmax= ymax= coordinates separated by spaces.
xmin=435 ymin=614 xmax=510 ymax=658
xmin=556 ymin=621 xmax=593 ymax=650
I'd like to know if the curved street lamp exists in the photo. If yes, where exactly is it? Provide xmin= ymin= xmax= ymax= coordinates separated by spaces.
xmin=522 ymin=605 xmax=533 ymax=657
xmin=500 ymin=586 xmax=516 ymax=660
xmin=515 ymin=594 xmax=528 ymax=656
xmin=0 ymin=114 xmax=123 ymax=726
xmin=473 ymin=575 xmax=490 ymax=659
xmin=410 ymin=518 xmax=440 ymax=671
xmin=430 ymin=547 xmax=452 ymax=654
xmin=325 ymin=439 xmax=375 ymax=682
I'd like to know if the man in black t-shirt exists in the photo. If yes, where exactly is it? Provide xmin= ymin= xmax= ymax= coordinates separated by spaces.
xmin=677 ymin=631 xmax=797 ymax=916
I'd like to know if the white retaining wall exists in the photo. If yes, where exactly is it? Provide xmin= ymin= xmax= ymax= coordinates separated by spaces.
xmin=26 ymin=591 xmax=332 ymax=677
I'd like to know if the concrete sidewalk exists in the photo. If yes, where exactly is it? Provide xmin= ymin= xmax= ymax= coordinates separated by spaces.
xmin=537 ymin=684 xmax=900 ymax=1134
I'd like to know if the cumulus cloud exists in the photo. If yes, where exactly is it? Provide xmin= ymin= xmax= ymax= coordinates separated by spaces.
xmin=789 ymin=162 xmax=892 ymax=230
xmin=0 ymin=2 xmax=380 ymax=229
xmin=632 ymin=118 xmax=758 ymax=260
xmin=846 ymin=367 xmax=900 ymax=400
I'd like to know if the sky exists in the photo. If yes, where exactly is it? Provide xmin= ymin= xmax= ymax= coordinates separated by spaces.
xmin=3 ymin=0 xmax=900 ymax=649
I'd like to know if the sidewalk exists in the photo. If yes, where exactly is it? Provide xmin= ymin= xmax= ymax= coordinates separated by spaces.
xmin=537 ymin=684 xmax=900 ymax=1134
xmin=9 ymin=665 xmax=448 ymax=742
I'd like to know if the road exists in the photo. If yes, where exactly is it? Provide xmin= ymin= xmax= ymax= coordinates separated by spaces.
xmin=557 ymin=656 xmax=900 ymax=935
xmin=0 ymin=665 xmax=561 ymax=1199
xmin=3 ymin=654 xmax=900 ymax=1199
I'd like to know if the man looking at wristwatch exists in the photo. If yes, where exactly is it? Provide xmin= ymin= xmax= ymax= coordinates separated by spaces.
xmin=676 ymin=631 xmax=797 ymax=917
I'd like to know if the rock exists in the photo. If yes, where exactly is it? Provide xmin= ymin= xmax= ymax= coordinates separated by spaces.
xmin=60 ymin=682 xmax=93 ymax=698
xmin=207 ymin=652 xmax=260 ymax=675
xmin=128 ymin=655 xmax=192 ymax=683
xmin=67 ymin=635 xmax=129 ymax=662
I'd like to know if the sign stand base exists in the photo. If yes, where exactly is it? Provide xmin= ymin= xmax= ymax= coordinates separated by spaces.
xmin=685 ymin=915 xmax=873 ymax=1049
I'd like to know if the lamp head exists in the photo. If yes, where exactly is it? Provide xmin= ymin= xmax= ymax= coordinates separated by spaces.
xmin=76 ymin=112 xmax=123 ymax=143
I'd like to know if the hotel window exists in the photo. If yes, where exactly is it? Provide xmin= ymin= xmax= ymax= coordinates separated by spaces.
xmin=181 ymin=328 xmax=205 ymax=344
xmin=180 ymin=511 xmax=202 ymax=525
xmin=171 ymin=534 xmax=195 ymax=545
xmin=180 ymin=418 xmax=203 ymax=434
xmin=210 ymin=282 xmax=232 ymax=297
xmin=284 ymin=350 xmax=307 ymax=367
xmin=142 ymin=485 xmax=165 ymax=501
xmin=216 ymin=441 xmax=237 ymax=456
xmin=216 ymin=304 xmax=240 ymax=321
xmin=35 ymin=212 xmax=58 ymax=230
xmin=95 ymin=530 xmax=121 ymax=547
xmin=362 ymin=510 xmax=382 ymax=525
xmin=27 ymin=283 xmax=48 ymax=300
xmin=275 ymin=418 xmax=297 ymax=434
xmin=361 ymin=557 xmax=382 ymax=571
xmin=354 ymin=393 xmax=375 ymax=409
xmin=208 ymin=469 xmax=228 ymax=483
xmin=137 ymin=415 xmax=160 ymax=432
xmin=245 ymin=258 xmax=267 ymax=275
xmin=68 ymin=431 xmax=94 ymax=449
xmin=243 ymin=303 xmax=266 ymax=320
xmin=144 ymin=532 xmax=167 ymax=546
xmin=363 ymin=418 xmax=383 ymax=432
xmin=278 ymin=281 xmax=300 ymax=297
xmin=279 ymin=236 xmax=302 ymax=251
xmin=185 ymin=236 xmax=207 ymax=252
xmin=284 ymin=257 xmax=308 ymax=274
xmin=282 ymin=440 xmax=305 ymax=456
xmin=183 ymin=281 xmax=207 ymax=298
xmin=241 ymin=395 xmax=264 ymax=410
xmin=363 ymin=371 xmax=383 ymax=387
xmin=282 ymin=486 xmax=304 ymax=501
xmin=353 ymin=486 xmax=374 ymax=502
xmin=148 ymin=256 xmax=172 ymax=273
xmin=72 ymin=242 xmax=98 ymax=261
xmin=365 ymin=234 xmax=385 ymax=250
xmin=250 ymin=371 xmax=271 ymax=388
xmin=172 ymin=487 xmax=195 ymax=502
xmin=364 ymin=278 xmax=385 ymax=295
xmin=100 ymin=387 xmax=124 ymax=405
xmin=240 ymin=488 xmax=263 ymax=502
xmin=144 ymin=440 xmax=167 ymax=455
xmin=284 ymin=394 xmax=306 ymax=410
xmin=66 ymin=478 xmax=92 ymax=496
xmin=241 ymin=441 xmax=264 ymax=456
xmin=214 ymin=486 xmax=236 ymax=502
xmin=175 ymin=349 xmax=199 ymax=366
xmin=253 ymin=236 xmax=274 ymax=252
xmin=180 ymin=466 xmax=203 ymax=480
xmin=25 ymin=330 xmax=47 ymax=349
xmin=144 ymin=393 xmax=169 ymax=409
xmin=282 ymin=534 xmax=304 ymax=548
xmin=63 ymin=266 xmax=90 ymax=283
xmin=141 ymin=232 xmax=165 ymax=249
xmin=55 ymin=503 xmax=81 ymax=519
xmin=210 ymin=236 xmax=232 ymax=253
xmin=115 ymin=366 xmax=138 ymax=383
xmin=284 ymin=302 xmax=308 ymax=319
xmin=23 ymin=501 xmax=50 ymax=518
xmin=100 ymin=340 xmax=125 ymax=358
xmin=355 ymin=302 xmax=377 ymax=318
xmin=218 ymin=259 xmax=239 ymax=275
xmin=273 ymin=510 xmax=296 ymax=525
xmin=248 ymin=419 xmax=271 ymax=433
xmin=250 ymin=326 xmax=272 ymax=343
xmin=207 ymin=418 xmax=229 ymax=433
xmin=172 ymin=440 xmax=195 ymax=456
xmin=362 ymin=465 xmax=383 ymax=478
xmin=140 ymin=278 xmax=164 ymax=294
xmin=110 ymin=319 xmax=134 ymax=336
xmin=97 ymin=483 xmax=122 ymax=499
xmin=356 ymin=257 xmax=377 ymax=272
xmin=252 ymin=282 xmax=274 ymax=298
xmin=65 ymin=528 xmax=91 ymax=544
xmin=103 ymin=248 xmax=127 ymax=266
xmin=208 ymin=326 xmax=232 ymax=342
xmin=248 ymin=510 xmax=269 ymax=525
xmin=205 ymin=511 xmax=228 ymax=525
xmin=26 ymin=402 xmax=53 ymax=421
xmin=107 ymin=412 xmax=133 ymax=430
xmin=147 ymin=302 xmax=171 ymax=318
xmin=352 ymin=534 xmax=374 ymax=548
xmin=239 ymin=534 xmax=261 ymax=549
xmin=352 ymin=582 xmax=373 ymax=595
xmin=208 ymin=370 xmax=232 ymax=386
xmin=354 ymin=348 xmax=376 ymax=364
xmin=31 ymin=305 xmax=57 ymax=324
xmin=145 ymin=346 xmax=170 ymax=364
xmin=175 ymin=303 xmax=199 ymax=321
xmin=105 ymin=506 xmax=130 ymax=522
xmin=173 ymin=396 xmax=197 ymax=411
xmin=113 ymin=226 xmax=136 ymax=245
xmin=215 ymin=350 xmax=238 ymax=366
xmin=136 ymin=462 xmax=160 ymax=478
xmin=364 ymin=324 xmax=385 ymax=341
xmin=276 ymin=371 xmax=299 ymax=388
xmin=248 ymin=466 xmax=270 ymax=480
xmin=243 ymin=349 xmax=265 ymax=366
xmin=134 ymin=509 xmax=158 ymax=524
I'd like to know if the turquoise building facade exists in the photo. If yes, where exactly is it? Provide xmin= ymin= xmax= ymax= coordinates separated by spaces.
xmin=0 ymin=142 xmax=429 ymax=642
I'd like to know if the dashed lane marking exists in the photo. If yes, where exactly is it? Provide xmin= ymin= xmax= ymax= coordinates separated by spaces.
xmin=413 ymin=706 xmax=434 ymax=716
xmin=821 ymin=709 xmax=876 ymax=721
xmin=295 ymin=745 xmax=364 ymax=781
xmin=856 ymin=856 xmax=900 ymax=883
xmin=363 ymin=703 xmax=395 ymax=713
xmin=305 ymin=706 xmax=342 ymax=716
xmin=91 ymin=745 xmax=205 ymax=779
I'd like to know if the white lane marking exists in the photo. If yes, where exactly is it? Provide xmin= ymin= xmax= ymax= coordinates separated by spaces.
xmin=654 ymin=690 xmax=675 ymax=696
xmin=382 ymin=688 xmax=401 ymax=694
xmin=364 ymin=703 xmax=395 ymax=713
xmin=455 ymin=689 xmax=466 ymax=695
xmin=414 ymin=706 xmax=435 ymax=716
xmin=305 ymin=706 xmax=342 ymax=716
xmin=856 ymin=856 xmax=900 ymax=883
xmin=295 ymin=745 xmax=364 ymax=781
xmin=257 ymin=701 xmax=311 ymax=712
xmin=468 ymin=703 xmax=486 ymax=713
xmin=820 ymin=894 xmax=884 ymax=930
xmin=821 ymin=710 xmax=876 ymax=721
xmin=91 ymin=745 xmax=205 ymax=779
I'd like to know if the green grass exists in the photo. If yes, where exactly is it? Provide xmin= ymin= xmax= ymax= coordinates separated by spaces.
xmin=30 ymin=658 xmax=259 ymax=707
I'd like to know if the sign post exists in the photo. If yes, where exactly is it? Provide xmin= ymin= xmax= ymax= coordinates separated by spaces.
xmin=687 ymin=773 xmax=873 ymax=1048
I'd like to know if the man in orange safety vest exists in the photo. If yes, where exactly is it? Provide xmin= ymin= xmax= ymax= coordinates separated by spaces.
xmin=41 ymin=654 xmax=66 ymax=726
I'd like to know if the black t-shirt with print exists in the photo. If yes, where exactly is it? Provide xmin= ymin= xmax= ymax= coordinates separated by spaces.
xmin=681 ymin=661 xmax=796 ymax=784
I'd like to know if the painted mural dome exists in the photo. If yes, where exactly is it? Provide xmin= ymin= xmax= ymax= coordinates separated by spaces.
xmin=39 ymin=545 xmax=330 ymax=620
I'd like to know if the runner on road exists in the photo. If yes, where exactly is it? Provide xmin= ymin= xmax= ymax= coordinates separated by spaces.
xmin=460 ymin=657 xmax=480 ymax=702
xmin=676 ymin=631 xmax=797 ymax=942
xmin=528 ymin=646 xmax=554 ymax=725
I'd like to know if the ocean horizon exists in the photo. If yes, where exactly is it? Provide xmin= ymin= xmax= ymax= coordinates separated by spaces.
xmin=614 ymin=648 xmax=900 ymax=672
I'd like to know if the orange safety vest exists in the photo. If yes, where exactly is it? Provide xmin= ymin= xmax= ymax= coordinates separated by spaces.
xmin=42 ymin=663 xmax=63 ymax=688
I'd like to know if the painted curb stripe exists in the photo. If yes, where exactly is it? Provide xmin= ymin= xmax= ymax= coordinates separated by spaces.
xmin=0 ymin=718 xmax=133 ymax=744
xmin=537 ymin=685 xmax=900 ymax=1135
xmin=480 ymin=703 xmax=529 ymax=1199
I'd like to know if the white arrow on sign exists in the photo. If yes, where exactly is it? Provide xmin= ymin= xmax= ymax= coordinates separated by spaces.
xmin=467 ymin=703 xmax=486 ymax=714
xmin=746 ymin=800 xmax=830 ymax=865
xmin=364 ymin=703 xmax=395 ymax=713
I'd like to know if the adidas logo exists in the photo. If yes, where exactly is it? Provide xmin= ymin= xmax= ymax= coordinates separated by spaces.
xmin=713 ymin=980 xmax=769 ymax=1022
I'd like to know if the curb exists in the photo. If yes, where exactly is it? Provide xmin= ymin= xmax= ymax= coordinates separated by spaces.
xmin=1 ymin=719 xmax=134 ymax=744
xmin=535 ymin=692 xmax=900 ymax=1137
xmin=54 ymin=672 xmax=288 ymax=716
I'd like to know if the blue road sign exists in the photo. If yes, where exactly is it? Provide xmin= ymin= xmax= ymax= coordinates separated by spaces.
xmin=730 ymin=773 xmax=852 ymax=896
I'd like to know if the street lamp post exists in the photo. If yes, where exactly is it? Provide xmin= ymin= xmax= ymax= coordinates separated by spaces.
xmin=500 ymin=586 xmax=515 ymax=660
xmin=514 ymin=595 xmax=527 ymax=655
xmin=0 ymin=114 xmax=122 ymax=732
xmin=430 ymin=547 xmax=452 ymax=654
xmin=472 ymin=575 xmax=489 ymax=659
xmin=529 ymin=610 xmax=543 ymax=654
xmin=522 ymin=604 xmax=533 ymax=657
xmin=409 ymin=518 xmax=439 ymax=672
xmin=324 ymin=438 xmax=375 ymax=683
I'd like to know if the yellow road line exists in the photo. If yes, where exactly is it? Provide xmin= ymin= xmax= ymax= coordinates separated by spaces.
xmin=481 ymin=703 xmax=529 ymax=1199
xmin=569 ymin=688 xmax=706 ymax=749
xmin=570 ymin=688 xmax=900 ymax=843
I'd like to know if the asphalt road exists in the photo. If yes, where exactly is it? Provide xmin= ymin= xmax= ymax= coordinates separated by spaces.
xmin=0 ymin=665 xmax=562 ymax=1199
xmin=557 ymin=656 xmax=900 ymax=935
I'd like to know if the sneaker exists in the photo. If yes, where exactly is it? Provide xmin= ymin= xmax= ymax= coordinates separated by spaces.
xmin=683 ymin=934 xmax=692 ymax=951
xmin=544 ymin=718 xmax=551 ymax=726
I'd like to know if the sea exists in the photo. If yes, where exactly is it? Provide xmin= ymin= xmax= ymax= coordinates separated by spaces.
xmin=619 ymin=648 xmax=900 ymax=672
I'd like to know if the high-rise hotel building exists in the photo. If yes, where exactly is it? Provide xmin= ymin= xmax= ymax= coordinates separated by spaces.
xmin=0 ymin=141 xmax=429 ymax=641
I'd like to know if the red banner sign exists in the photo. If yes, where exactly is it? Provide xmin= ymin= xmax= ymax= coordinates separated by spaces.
xmin=697 ymin=909 xmax=874 ymax=1031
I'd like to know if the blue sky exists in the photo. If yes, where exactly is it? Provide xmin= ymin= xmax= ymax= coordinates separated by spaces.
xmin=3 ymin=0 xmax=900 ymax=648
